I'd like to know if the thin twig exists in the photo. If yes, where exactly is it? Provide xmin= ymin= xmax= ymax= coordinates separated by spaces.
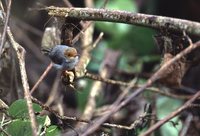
xmin=63 ymin=0 xmax=73 ymax=7
xmin=30 ymin=62 xmax=53 ymax=94
xmin=101 ymin=0 xmax=109 ymax=8
xmin=0 ymin=1 xmax=4 ymax=12
xmin=179 ymin=114 xmax=193 ymax=136
xmin=0 ymin=127 xmax=10 ymax=136
xmin=72 ymin=22 xmax=92 ymax=45
xmin=31 ymin=96 xmax=151 ymax=130
xmin=0 ymin=0 xmax=12 ymax=57
xmin=84 ymin=72 xmax=193 ymax=100
xmin=81 ymin=41 xmax=200 ymax=135
xmin=45 ymin=72 xmax=60 ymax=106
xmin=187 ymin=104 xmax=200 ymax=108
xmin=47 ymin=7 xmax=200 ymax=36
xmin=75 ymin=32 xmax=104 ymax=77
xmin=82 ymin=76 xmax=138 ymax=136
xmin=77 ymin=0 xmax=95 ymax=126
xmin=68 ymin=50 xmax=121 ymax=135
xmin=92 ymin=32 xmax=104 ymax=49
xmin=77 ymin=0 xmax=95 ymax=74
xmin=7 ymin=27 xmax=37 ymax=136
xmin=13 ymin=25 xmax=46 ymax=62
xmin=140 ymin=91 xmax=200 ymax=136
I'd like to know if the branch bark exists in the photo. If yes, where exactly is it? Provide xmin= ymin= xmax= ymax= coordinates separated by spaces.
xmin=7 ymin=28 xmax=37 ymax=136
xmin=47 ymin=7 xmax=200 ymax=36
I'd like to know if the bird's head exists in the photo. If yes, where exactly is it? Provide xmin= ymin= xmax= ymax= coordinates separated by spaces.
xmin=64 ymin=47 xmax=79 ymax=60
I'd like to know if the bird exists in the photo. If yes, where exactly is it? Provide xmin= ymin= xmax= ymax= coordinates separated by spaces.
xmin=47 ymin=45 xmax=79 ymax=71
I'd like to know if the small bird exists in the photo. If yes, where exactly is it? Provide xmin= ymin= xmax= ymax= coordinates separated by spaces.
xmin=48 ymin=45 xmax=79 ymax=71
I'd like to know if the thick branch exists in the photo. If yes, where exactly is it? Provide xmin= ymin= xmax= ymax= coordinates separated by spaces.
xmin=47 ymin=7 xmax=200 ymax=36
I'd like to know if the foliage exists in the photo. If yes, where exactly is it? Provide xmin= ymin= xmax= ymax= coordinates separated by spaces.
xmin=8 ymin=99 xmax=42 ymax=118
xmin=1 ymin=99 xmax=60 ymax=136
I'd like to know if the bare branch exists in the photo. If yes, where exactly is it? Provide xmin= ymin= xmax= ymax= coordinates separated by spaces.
xmin=30 ymin=62 xmax=53 ymax=94
xmin=47 ymin=7 xmax=200 ymax=36
xmin=77 ymin=0 xmax=95 ymax=122
xmin=63 ymin=0 xmax=73 ymax=7
xmin=101 ymin=0 xmax=109 ymax=8
xmin=84 ymin=73 xmax=194 ymax=100
xmin=31 ymin=96 xmax=151 ymax=131
xmin=0 ymin=127 xmax=10 ymax=136
xmin=75 ymin=32 xmax=103 ymax=77
xmin=179 ymin=114 xmax=193 ymax=136
xmin=140 ymin=91 xmax=200 ymax=136
xmin=0 ymin=0 xmax=12 ymax=56
xmin=81 ymin=40 xmax=200 ymax=135
xmin=7 ymin=28 xmax=37 ymax=136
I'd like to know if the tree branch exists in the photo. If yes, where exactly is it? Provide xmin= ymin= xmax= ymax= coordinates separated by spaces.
xmin=0 ymin=0 xmax=12 ymax=57
xmin=81 ymin=40 xmax=200 ymax=135
xmin=140 ymin=91 xmax=200 ymax=136
xmin=47 ymin=7 xmax=200 ymax=36
xmin=7 ymin=28 xmax=37 ymax=136
xmin=31 ymin=96 xmax=151 ymax=131
xmin=84 ymin=72 xmax=194 ymax=100
xmin=30 ymin=62 xmax=53 ymax=94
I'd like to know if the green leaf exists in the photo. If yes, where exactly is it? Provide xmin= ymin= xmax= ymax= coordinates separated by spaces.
xmin=8 ymin=99 xmax=42 ymax=118
xmin=46 ymin=125 xmax=60 ymax=136
xmin=7 ymin=119 xmax=32 ymax=136
xmin=37 ymin=116 xmax=51 ymax=127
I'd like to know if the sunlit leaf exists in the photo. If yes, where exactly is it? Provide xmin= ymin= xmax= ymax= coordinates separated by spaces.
xmin=46 ymin=125 xmax=60 ymax=136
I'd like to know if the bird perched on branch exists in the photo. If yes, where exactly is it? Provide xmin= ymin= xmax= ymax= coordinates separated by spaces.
xmin=44 ymin=45 xmax=80 ymax=88
xmin=41 ymin=27 xmax=80 ymax=89
xmin=49 ymin=45 xmax=79 ymax=71
xmin=43 ymin=45 xmax=79 ymax=71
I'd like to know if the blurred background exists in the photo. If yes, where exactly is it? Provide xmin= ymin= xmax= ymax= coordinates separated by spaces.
xmin=1 ymin=0 xmax=200 ymax=135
